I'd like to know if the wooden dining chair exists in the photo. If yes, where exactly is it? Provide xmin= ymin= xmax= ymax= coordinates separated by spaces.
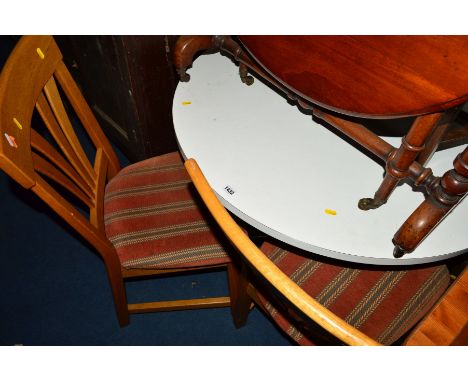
xmin=0 ymin=35 xmax=248 ymax=328
xmin=185 ymin=158 xmax=466 ymax=345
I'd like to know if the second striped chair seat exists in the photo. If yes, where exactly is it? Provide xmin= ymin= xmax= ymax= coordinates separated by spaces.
xmin=257 ymin=241 xmax=450 ymax=345
xmin=104 ymin=152 xmax=231 ymax=269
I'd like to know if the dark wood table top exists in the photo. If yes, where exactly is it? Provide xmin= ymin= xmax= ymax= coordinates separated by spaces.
xmin=239 ymin=36 xmax=468 ymax=118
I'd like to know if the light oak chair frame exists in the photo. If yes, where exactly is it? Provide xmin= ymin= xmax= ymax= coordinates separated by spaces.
xmin=0 ymin=35 xmax=246 ymax=328
xmin=185 ymin=158 xmax=468 ymax=346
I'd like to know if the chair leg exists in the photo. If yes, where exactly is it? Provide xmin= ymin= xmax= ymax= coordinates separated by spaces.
xmin=106 ymin=265 xmax=130 ymax=327
xmin=227 ymin=262 xmax=252 ymax=328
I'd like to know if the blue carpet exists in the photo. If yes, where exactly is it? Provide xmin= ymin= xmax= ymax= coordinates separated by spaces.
xmin=0 ymin=35 xmax=291 ymax=345
xmin=0 ymin=129 xmax=291 ymax=346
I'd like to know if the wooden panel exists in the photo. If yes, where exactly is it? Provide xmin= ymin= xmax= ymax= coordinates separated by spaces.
xmin=55 ymin=36 xmax=179 ymax=162
xmin=121 ymin=36 xmax=179 ymax=158
xmin=54 ymin=36 xmax=137 ymax=160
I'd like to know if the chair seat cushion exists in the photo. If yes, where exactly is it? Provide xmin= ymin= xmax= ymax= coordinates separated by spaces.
xmin=104 ymin=152 xmax=231 ymax=269
xmin=258 ymin=241 xmax=451 ymax=345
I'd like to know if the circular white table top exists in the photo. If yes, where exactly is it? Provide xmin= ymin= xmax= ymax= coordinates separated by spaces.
xmin=173 ymin=53 xmax=467 ymax=265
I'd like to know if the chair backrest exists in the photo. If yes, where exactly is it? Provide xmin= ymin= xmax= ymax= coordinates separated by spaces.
xmin=184 ymin=158 xmax=380 ymax=346
xmin=0 ymin=35 xmax=121 ymax=258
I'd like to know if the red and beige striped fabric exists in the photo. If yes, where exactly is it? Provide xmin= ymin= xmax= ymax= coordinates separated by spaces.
xmin=258 ymin=241 xmax=450 ymax=345
xmin=104 ymin=152 xmax=231 ymax=269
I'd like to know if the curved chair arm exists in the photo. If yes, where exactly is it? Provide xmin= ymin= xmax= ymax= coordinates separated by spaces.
xmin=184 ymin=158 xmax=380 ymax=346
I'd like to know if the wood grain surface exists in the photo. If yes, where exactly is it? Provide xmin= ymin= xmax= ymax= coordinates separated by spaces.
xmin=239 ymin=36 xmax=468 ymax=118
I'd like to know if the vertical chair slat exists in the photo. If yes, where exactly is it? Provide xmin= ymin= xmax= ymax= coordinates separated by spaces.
xmin=32 ymin=152 xmax=94 ymax=208
xmin=90 ymin=148 xmax=108 ymax=232
xmin=31 ymin=128 xmax=94 ymax=199
xmin=36 ymin=91 xmax=95 ymax=189
xmin=54 ymin=61 xmax=121 ymax=179
xmin=43 ymin=76 xmax=96 ymax=183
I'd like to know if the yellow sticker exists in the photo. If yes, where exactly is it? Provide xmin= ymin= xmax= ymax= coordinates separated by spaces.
xmin=324 ymin=209 xmax=337 ymax=216
xmin=182 ymin=101 xmax=192 ymax=105
xmin=36 ymin=48 xmax=45 ymax=59
xmin=13 ymin=117 xmax=23 ymax=130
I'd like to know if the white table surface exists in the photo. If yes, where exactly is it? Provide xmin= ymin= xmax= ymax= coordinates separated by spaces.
xmin=173 ymin=53 xmax=467 ymax=265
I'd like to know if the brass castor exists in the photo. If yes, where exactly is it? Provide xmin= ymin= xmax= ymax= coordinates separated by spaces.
xmin=178 ymin=70 xmax=191 ymax=82
xmin=358 ymin=197 xmax=385 ymax=211
xmin=241 ymin=74 xmax=254 ymax=86
xmin=239 ymin=65 xmax=254 ymax=86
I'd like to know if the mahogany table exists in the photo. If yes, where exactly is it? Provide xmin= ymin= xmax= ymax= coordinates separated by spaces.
xmin=172 ymin=53 xmax=468 ymax=265
xmin=174 ymin=36 xmax=468 ymax=258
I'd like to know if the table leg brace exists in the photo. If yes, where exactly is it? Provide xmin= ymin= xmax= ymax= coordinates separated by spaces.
xmin=359 ymin=113 xmax=443 ymax=210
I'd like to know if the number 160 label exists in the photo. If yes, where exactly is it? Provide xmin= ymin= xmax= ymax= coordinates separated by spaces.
xmin=224 ymin=185 xmax=235 ymax=195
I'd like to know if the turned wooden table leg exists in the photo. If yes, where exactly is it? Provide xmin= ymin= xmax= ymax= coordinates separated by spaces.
xmin=417 ymin=108 xmax=460 ymax=166
xmin=393 ymin=145 xmax=468 ymax=257
xmin=359 ymin=113 xmax=443 ymax=210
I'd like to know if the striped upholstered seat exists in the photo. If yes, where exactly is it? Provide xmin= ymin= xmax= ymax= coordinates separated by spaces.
xmin=258 ymin=241 xmax=450 ymax=345
xmin=104 ymin=152 xmax=231 ymax=269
